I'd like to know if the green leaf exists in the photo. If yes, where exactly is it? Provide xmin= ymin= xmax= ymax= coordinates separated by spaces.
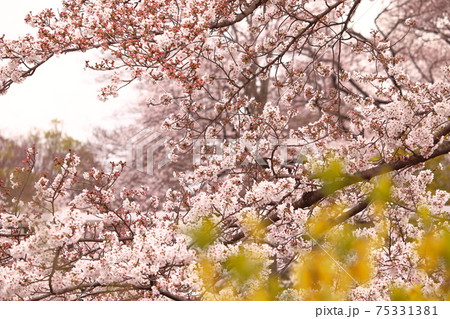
xmin=224 ymin=248 xmax=264 ymax=284
xmin=188 ymin=217 xmax=217 ymax=250
xmin=370 ymin=174 xmax=392 ymax=203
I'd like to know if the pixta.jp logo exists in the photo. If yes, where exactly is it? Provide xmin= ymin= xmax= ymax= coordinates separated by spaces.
xmin=126 ymin=127 xmax=171 ymax=175
xmin=126 ymin=127 xmax=304 ymax=175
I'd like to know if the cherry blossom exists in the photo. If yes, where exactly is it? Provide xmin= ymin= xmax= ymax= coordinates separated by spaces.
xmin=1 ymin=0 xmax=449 ymax=300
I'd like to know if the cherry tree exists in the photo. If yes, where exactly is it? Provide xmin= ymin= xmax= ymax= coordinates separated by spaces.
xmin=374 ymin=0 xmax=449 ymax=83
xmin=0 ymin=0 xmax=449 ymax=300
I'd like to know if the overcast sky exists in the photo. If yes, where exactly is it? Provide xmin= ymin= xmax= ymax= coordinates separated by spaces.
xmin=0 ymin=0 xmax=138 ymax=143
xmin=0 ymin=0 xmax=382 ymax=143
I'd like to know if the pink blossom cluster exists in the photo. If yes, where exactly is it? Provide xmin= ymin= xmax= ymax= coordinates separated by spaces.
xmin=0 ymin=0 xmax=449 ymax=300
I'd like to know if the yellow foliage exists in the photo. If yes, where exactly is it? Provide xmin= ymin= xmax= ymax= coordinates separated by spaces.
xmin=416 ymin=228 xmax=450 ymax=275
xmin=188 ymin=216 xmax=218 ymax=249
xmin=293 ymin=250 xmax=336 ymax=293
xmin=239 ymin=212 xmax=266 ymax=242
xmin=224 ymin=248 xmax=265 ymax=284
xmin=370 ymin=173 xmax=392 ymax=203
xmin=306 ymin=203 xmax=344 ymax=238
xmin=391 ymin=285 xmax=431 ymax=301
xmin=196 ymin=245 xmax=278 ymax=300
xmin=312 ymin=155 xmax=351 ymax=195
xmin=246 ymin=275 xmax=284 ymax=301
xmin=196 ymin=255 xmax=223 ymax=300
xmin=294 ymin=219 xmax=380 ymax=300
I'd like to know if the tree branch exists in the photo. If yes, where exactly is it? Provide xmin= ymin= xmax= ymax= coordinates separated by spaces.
xmin=293 ymin=138 xmax=450 ymax=210
xmin=210 ymin=0 xmax=269 ymax=29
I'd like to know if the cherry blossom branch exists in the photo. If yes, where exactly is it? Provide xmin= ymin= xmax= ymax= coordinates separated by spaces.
xmin=211 ymin=0 xmax=269 ymax=28
xmin=227 ymin=127 xmax=450 ymax=245
xmin=30 ymin=281 xmax=189 ymax=301
xmin=293 ymin=138 xmax=450 ymax=210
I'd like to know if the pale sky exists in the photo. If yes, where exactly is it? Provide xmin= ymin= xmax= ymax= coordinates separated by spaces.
xmin=0 ymin=0 xmax=138 ymax=143
xmin=0 ymin=0 xmax=382 ymax=143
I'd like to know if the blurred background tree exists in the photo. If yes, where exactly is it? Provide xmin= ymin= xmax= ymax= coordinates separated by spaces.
xmin=0 ymin=119 xmax=98 ymax=203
